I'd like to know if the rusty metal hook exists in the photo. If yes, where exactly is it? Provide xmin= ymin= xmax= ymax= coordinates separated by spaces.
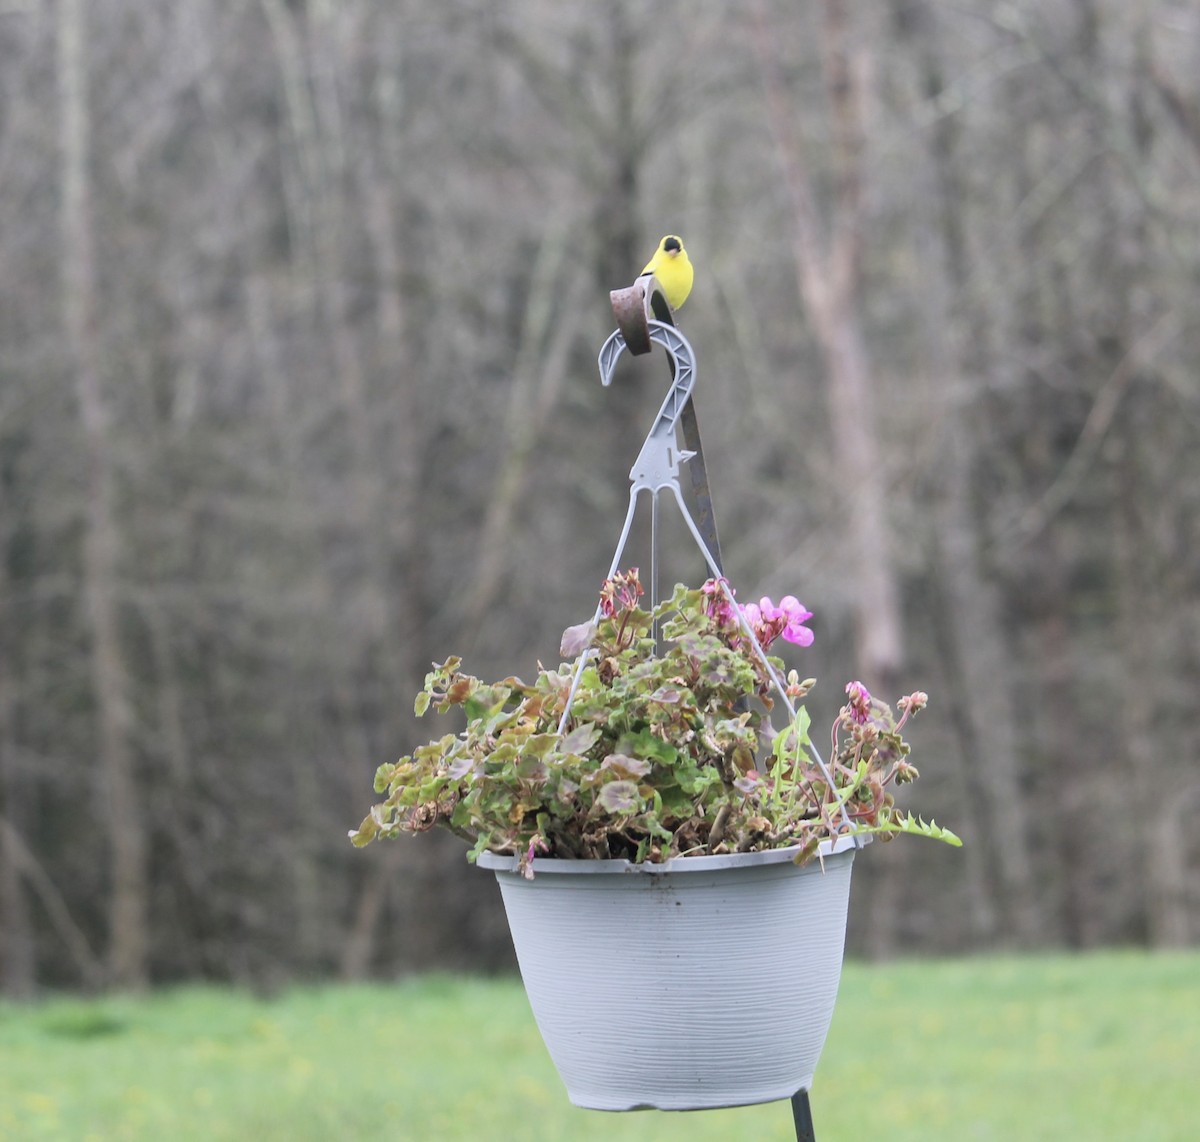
xmin=607 ymin=275 xmax=676 ymax=356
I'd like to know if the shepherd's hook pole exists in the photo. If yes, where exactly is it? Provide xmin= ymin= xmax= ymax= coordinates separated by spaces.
xmin=792 ymin=1090 xmax=816 ymax=1142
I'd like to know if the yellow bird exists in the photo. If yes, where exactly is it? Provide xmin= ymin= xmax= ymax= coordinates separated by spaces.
xmin=639 ymin=234 xmax=694 ymax=311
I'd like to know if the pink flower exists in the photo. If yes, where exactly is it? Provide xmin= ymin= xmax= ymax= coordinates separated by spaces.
xmin=777 ymin=596 xmax=814 ymax=646
xmin=747 ymin=595 xmax=815 ymax=650
xmin=710 ymin=583 xmax=816 ymax=652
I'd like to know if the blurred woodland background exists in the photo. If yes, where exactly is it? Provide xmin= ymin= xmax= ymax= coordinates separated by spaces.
xmin=1 ymin=0 xmax=1198 ymax=994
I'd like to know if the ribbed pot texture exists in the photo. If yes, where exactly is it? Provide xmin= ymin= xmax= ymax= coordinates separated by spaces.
xmin=478 ymin=841 xmax=857 ymax=1112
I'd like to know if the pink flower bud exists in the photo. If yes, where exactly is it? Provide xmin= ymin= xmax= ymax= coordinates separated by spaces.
xmin=845 ymin=680 xmax=872 ymax=724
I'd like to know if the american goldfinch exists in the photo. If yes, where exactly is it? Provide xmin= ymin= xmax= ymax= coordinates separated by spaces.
xmin=639 ymin=235 xmax=694 ymax=311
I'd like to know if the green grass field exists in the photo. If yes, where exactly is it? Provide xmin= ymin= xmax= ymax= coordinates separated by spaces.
xmin=1 ymin=950 xmax=1195 ymax=1141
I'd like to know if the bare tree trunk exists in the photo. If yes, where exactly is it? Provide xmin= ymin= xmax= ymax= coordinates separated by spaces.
xmin=752 ymin=0 xmax=903 ymax=690
xmin=752 ymin=0 xmax=905 ymax=954
xmin=464 ymin=223 xmax=588 ymax=638
xmin=195 ymin=1 xmax=366 ymax=969
xmin=935 ymin=454 xmax=1041 ymax=946
xmin=1114 ymin=405 xmax=1190 ymax=948
xmin=328 ymin=13 xmax=425 ymax=982
xmin=0 ymin=766 xmax=34 ymax=998
xmin=0 ymin=486 xmax=35 ymax=996
xmin=58 ymin=0 xmax=148 ymax=989
xmin=1118 ymin=7 xmax=1191 ymax=952
xmin=262 ymin=1 xmax=439 ymax=977
xmin=1047 ymin=0 xmax=1191 ymax=949
xmin=593 ymin=1 xmax=642 ymax=302
xmin=338 ymin=845 xmax=403 ymax=981
xmin=1031 ymin=556 xmax=1092 ymax=947
xmin=267 ymin=0 xmax=413 ymax=717
xmin=924 ymin=552 xmax=1000 ymax=944
xmin=0 ymin=817 xmax=104 ymax=989
xmin=893 ymin=0 xmax=1043 ymax=947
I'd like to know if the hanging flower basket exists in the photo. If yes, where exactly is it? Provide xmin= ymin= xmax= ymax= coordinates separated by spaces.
xmin=350 ymin=274 xmax=960 ymax=1125
xmin=352 ymin=572 xmax=957 ymax=1111
xmin=479 ymin=837 xmax=859 ymax=1112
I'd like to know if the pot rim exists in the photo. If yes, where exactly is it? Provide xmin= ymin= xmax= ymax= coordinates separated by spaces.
xmin=476 ymin=833 xmax=864 ymax=876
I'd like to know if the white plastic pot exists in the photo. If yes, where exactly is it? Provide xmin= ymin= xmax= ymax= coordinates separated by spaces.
xmin=478 ymin=836 xmax=859 ymax=1112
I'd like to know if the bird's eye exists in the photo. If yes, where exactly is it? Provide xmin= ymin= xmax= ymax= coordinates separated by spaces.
xmin=664 ymin=236 xmax=682 ymax=253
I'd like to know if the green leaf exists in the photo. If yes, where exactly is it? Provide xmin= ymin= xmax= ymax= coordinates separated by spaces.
xmin=616 ymin=729 xmax=679 ymax=766
xmin=447 ymin=756 xmax=474 ymax=780
xmin=521 ymin=734 xmax=559 ymax=762
xmin=792 ymin=706 xmax=812 ymax=746
xmin=560 ymin=621 xmax=596 ymax=658
xmin=516 ymin=755 xmax=547 ymax=781
xmin=859 ymin=813 xmax=963 ymax=847
xmin=596 ymin=780 xmax=641 ymax=814
xmin=773 ymin=706 xmax=812 ymax=765
xmin=463 ymin=697 xmax=487 ymax=722
xmin=414 ymin=691 xmax=431 ymax=717
xmin=673 ymin=758 xmax=722 ymax=796
xmin=348 ymin=814 xmax=380 ymax=847
xmin=560 ymin=722 xmax=601 ymax=757
xmin=600 ymin=753 xmax=651 ymax=780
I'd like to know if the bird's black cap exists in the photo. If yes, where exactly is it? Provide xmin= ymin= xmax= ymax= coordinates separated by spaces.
xmin=664 ymin=236 xmax=682 ymax=253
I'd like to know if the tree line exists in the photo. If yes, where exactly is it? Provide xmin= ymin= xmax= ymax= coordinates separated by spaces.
xmin=0 ymin=0 xmax=1197 ymax=993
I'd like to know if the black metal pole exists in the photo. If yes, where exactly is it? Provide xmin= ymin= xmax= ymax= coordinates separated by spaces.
xmin=791 ymin=1090 xmax=816 ymax=1142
